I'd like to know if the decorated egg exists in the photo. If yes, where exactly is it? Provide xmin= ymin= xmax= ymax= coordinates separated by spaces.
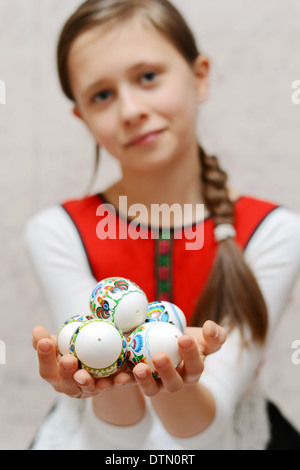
xmin=57 ymin=315 xmax=93 ymax=356
xmin=69 ymin=319 xmax=127 ymax=377
xmin=126 ymin=321 xmax=183 ymax=378
xmin=146 ymin=300 xmax=187 ymax=332
xmin=90 ymin=277 xmax=149 ymax=333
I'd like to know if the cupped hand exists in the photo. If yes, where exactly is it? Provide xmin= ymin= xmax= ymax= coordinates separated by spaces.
xmin=132 ymin=320 xmax=226 ymax=397
xmin=32 ymin=326 xmax=136 ymax=399
xmin=32 ymin=320 xmax=226 ymax=399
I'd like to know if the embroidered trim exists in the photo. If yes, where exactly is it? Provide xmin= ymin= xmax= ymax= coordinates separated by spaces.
xmin=155 ymin=230 xmax=173 ymax=302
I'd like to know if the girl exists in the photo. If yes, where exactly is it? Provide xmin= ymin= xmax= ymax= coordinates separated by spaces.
xmin=27 ymin=0 xmax=300 ymax=450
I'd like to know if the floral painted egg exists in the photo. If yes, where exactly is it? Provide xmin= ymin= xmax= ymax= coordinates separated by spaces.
xmin=146 ymin=301 xmax=187 ymax=333
xmin=69 ymin=319 xmax=127 ymax=377
xmin=57 ymin=315 xmax=94 ymax=356
xmin=126 ymin=321 xmax=183 ymax=378
xmin=90 ymin=277 xmax=149 ymax=333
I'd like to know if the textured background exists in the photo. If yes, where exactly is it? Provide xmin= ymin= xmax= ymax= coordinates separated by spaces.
xmin=1 ymin=0 xmax=300 ymax=450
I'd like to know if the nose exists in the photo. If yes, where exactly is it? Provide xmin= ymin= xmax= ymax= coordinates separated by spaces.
xmin=118 ymin=87 xmax=148 ymax=127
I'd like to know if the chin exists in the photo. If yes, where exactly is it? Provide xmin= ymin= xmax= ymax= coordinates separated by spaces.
xmin=126 ymin=150 xmax=180 ymax=174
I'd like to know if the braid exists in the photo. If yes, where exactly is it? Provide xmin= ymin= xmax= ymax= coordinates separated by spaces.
xmin=191 ymin=146 xmax=269 ymax=345
xmin=199 ymin=146 xmax=234 ymax=225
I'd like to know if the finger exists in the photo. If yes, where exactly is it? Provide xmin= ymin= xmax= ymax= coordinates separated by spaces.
xmin=32 ymin=326 xmax=52 ymax=350
xmin=186 ymin=322 xmax=226 ymax=359
xmin=133 ymin=363 xmax=160 ymax=397
xmin=200 ymin=320 xmax=227 ymax=356
xmin=113 ymin=369 xmax=136 ymax=386
xmin=152 ymin=353 xmax=183 ymax=393
xmin=95 ymin=376 xmax=115 ymax=392
xmin=73 ymin=369 xmax=97 ymax=397
xmin=37 ymin=338 xmax=60 ymax=386
xmin=94 ymin=367 xmax=136 ymax=392
xmin=178 ymin=335 xmax=204 ymax=384
xmin=58 ymin=354 xmax=81 ymax=397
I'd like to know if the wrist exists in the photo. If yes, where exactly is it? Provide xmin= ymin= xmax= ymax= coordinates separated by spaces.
xmin=151 ymin=382 xmax=216 ymax=438
xmin=92 ymin=384 xmax=146 ymax=426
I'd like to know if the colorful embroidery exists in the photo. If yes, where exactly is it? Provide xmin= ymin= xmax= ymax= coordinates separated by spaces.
xmin=155 ymin=230 xmax=173 ymax=302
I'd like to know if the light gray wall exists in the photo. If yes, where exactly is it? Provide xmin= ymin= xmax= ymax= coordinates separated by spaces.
xmin=1 ymin=0 xmax=300 ymax=449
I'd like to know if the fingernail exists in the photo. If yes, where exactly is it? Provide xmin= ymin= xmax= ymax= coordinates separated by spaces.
xmin=211 ymin=325 xmax=218 ymax=338
xmin=153 ymin=356 xmax=167 ymax=368
xmin=134 ymin=369 xmax=147 ymax=379
xmin=39 ymin=341 xmax=51 ymax=353
xmin=75 ymin=379 xmax=86 ymax=385
xmin=180 ymin=337 xmax=193 ymax=349
xmin=62 ymin=360 xmax=75 ymax=371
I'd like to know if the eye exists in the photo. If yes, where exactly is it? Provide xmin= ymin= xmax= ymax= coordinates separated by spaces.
xmin=93 ymin=90 xmax=112 ymax=103
xmin=140 ymin=71 xmax=157 ymax=84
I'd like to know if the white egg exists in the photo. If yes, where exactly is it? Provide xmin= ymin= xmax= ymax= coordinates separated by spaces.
xmin=69 ymin=319 xmax=127 ymax=377
xmin=146 ymin=300 xmax=187 ymax=332
xmin=90 ymin=277 xmax=149 ymax=333
xmin=126 ymin=321 xmax=183 ymax=377
xmin=57 ymin=315 xmax=93 ymax=356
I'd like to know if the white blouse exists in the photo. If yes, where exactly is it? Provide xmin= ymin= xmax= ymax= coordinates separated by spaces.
xmin=25 ymin=203 xmax=300 ymax=450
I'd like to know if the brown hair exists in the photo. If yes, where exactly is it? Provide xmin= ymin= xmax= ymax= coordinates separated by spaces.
xmin=191 ymin=147 xmax=268 ymax=344
xmin=57 ymin=0 xmax=199 ymax=101
xmin=56 ymin=0 xmax=268 ymax=344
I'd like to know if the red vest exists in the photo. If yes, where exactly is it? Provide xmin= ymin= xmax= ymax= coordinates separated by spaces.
xmin=62 ymin=194 xmax=278 ymax=326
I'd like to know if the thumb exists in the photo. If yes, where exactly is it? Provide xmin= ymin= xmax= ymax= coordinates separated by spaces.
xmin=198 ymin=320 xmax=227 ymax=357
xmin=32 ymin=325 xmax=54 ymax=350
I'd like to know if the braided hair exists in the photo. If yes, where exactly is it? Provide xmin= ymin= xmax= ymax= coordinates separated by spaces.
xmin=191 ymin=146 xmax=268 ymax=345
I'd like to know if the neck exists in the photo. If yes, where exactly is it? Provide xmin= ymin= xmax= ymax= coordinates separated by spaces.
xmin=104 ymin=143 xmax=208 ymax=226
xmin=123 ymin=146 xmax=203 ymax=204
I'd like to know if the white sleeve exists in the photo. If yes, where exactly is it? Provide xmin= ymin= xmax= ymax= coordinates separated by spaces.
xmin=25 ymin=204 xmax=300 ymax=449
xmin=245 ymin=207 xmax=300 ymax=337
xmin=197 ymin=206 xmax=300 ymax=447
xmin=25 ymin=205 xmax=97 ymax=329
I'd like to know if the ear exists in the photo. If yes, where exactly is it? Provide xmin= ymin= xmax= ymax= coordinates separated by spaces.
xmin=72 ymin=105 xmax=83 ymax=120
xmin=193 ymin=54 xmax=210 ymax=103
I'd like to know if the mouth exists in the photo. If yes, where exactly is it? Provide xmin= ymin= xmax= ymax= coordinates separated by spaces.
xmin=125 ymin=129 xmax=165 ymax=147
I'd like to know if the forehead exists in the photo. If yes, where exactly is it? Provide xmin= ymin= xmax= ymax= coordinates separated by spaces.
xmin=69 ymin=14 xmax=177 ymax=60
xmin=68 ymin=15 xmax=187 ymax=93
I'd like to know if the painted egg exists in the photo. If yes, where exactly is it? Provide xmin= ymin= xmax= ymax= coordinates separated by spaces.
xmin=69 ymin=319 xmax=127 ymax=377
xmin=146 ymin=300 xmax=187 ymax=332
xmin=126 ymin=321 xmax=183 ymax=378
xmin=90 ymin=277 xmax=149 ymax=333
xmin=57 ymin=315 xmax=94 ymax=356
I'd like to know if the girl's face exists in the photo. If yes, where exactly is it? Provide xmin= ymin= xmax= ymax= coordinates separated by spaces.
xmin=68 ymin=15 xmax=209 ymax=173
